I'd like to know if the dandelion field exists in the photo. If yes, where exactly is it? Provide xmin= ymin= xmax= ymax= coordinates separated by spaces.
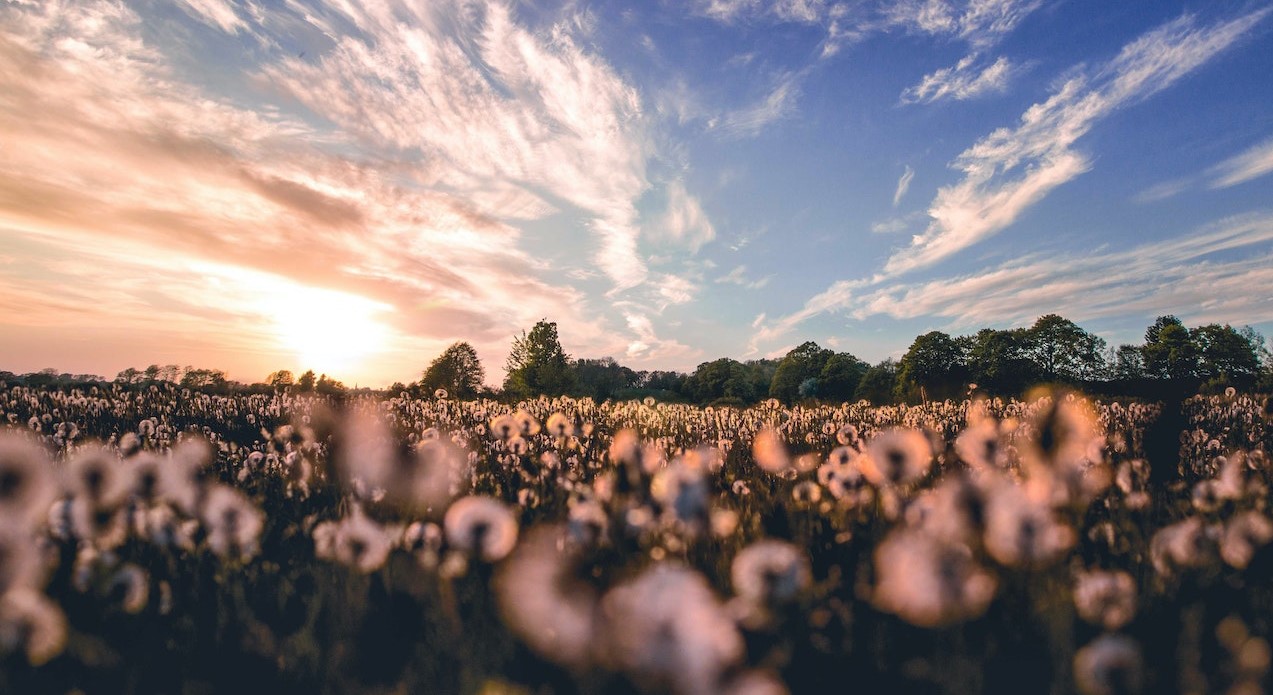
xmin=3 ymin=385 xmax=1273 ymax=695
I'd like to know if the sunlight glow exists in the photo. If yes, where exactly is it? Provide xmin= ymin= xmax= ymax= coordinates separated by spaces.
xmin=264 ymin=286 xmax=393 ymax=378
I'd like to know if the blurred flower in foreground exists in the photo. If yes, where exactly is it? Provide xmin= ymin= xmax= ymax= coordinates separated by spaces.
xmin=445 ymin=496 xmax=518 ymax=563
xmin=861 ymin=428 xmax=932 ymax=487
xmin=0 ymin=433 xmax=57 ymax=526
xmin=731 ymin=540 xmax=811 ymax=607
xmin=200 ymin=484 xmax=265 ymax=562
xmin=1073 ymin=569 xmax=1137 ymax=630
xmin=594 ymin=564 xmax=743 ymax=695
xmin=495 ymin=525 xmax=597 ymax=670
xmin=0 ymin=588 xmax=67 ymax=666
xmin=1074 ymin=635 xmax=1143 ymax=695
xmin=873 ymin=530 xmax=996 ymax=628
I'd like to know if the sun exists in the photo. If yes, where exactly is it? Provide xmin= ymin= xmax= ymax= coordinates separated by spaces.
xmin=262 ymin=284 xmax=393 ymax=379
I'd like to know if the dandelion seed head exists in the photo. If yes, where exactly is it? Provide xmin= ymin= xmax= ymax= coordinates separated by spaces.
xmin=445 ymin=496 xmax=518 ymax=562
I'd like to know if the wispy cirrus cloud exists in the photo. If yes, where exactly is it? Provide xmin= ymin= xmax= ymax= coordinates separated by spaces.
xmin=1136 ymin=136 xmax=1273 ymax=202
xmin=715 ymin=265 xmax=773 ymax=289
xmin=881 ymin=0 xmax=1041 ymax=48
xmin=901 ymin=54 xmax=1017 ymax=104
xmin=892 ymin=166 xmax=916 ymax=207
xmin=749 ymin=8 xmax=1271 ymax=351
xmin=0 ymin=0 xmax=713 ymax=382
xmin=839 ymin=211 xmax=1273 ymax=328
xmin=885 ymin=8 xmax=1271 ymax=277
xmin=712 ymin=72 xmax=803 ymax=139
xmin=753 ymin=211 xmax=1273 ymax=350
xmin=1209 ymin=137 xmax=1273 ymax=189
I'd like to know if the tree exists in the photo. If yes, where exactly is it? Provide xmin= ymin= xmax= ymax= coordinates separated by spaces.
xmin=421 ymin=342 xmax=485 ymax=399
xmin=1192 ymin=324 xmax=1260 ymax=386
xmin=1142 ymin=316 xmax=1197 ymax=379
xmin=769 ymin=341 xmax=834 ymax=403
xmin=896 ymin=331 xmax=968 ymax=402
xmin=115 ymin=367 xmax=143 ymax=385
xmin=266 ymin=370 xmax=295 ymax=387
xmin=504 ymin=320 xmax=575 ymax=398
xmin=1025 ymin=314 xmax=1106 ymax=382
xmin=179 ymin=368 xmax=227 ymax=391
xmin=297 ymin=370 xmax=317 ymax=392
xmin=571 ymin=357 xmax=637 ymax=401
xmin=316 ymin=373 xmax=346 ymax=395
xmin=968 ymin=328 xmax=1038 ymax=394
xmin=855 ymin=359 xmax=899 ymax=405
xmin=1110 ymin=344 xmax=1145 ymax=381
xmin=817 ymin=352 xmax=870 ymax=403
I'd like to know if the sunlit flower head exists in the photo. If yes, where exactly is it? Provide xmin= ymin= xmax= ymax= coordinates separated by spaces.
xmin=546 ymin=412 xmax=575 ymax=438
xmin=752 ymin=428 xmax=790 ymax=474
xmin=513 ymin=410 xmax=541 ymax=437
xmin=1221 ymin=511 xmax=1273 ymax=569
xmin=66 ymin=447 xmax=132 ymax=511
xmin=731 ymin=540 xmax=811 ymax=606
xmin=1074 ymin=635 xmax=1143 ymax=695
xmin=1073 ymin=569 xmax=1137 ymax=630
xmin=445 ymin=495 xmax=518 ymax=562
xmin=199 ymin=484 xmax=265 ymax=562
xmin=861 ymin=428 xmax=932 ymax=487
xmin=983 ymin=483 xmax=1074 ymax=568
xmin=1150 ymin=517 xmax=1218 ymax=577
xmin=0 ymin=433 xmax=57 ymax=527
xmin=1020 ymin=390 xmax=1102 ymax=475
xmin=0 ymin=525 xmax=44 ymax=594
xmin=109 ymin=564 xmax=150 ymax=614
xmin=873 ymin=530 xmax=996 ymax=628
xmin=594 ymin=564 xmax=743 ymax=695
xmin=0 ymin=588 xmax=67 ymax=666
xmin=494 ymin=524 xmax=598 ymax=670
xmin=490 ymin=414 xmax=518 ymax=440
xmin=332 ymin=506 xmax=392 ymax=574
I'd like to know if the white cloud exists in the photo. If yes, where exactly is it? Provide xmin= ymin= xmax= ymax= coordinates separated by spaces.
xmin=0 ymin=0 xmax=673 ymax=383
xmin=1209 ymin=137 xmax=1273 ymax=189
xmin=693 ymin=0 xmax=825 ymax=24
xmin=714 ymin=72 xmax=802 ymax=139
xmin=747 ymin=9 xmax=1272 ymax=353
xmin=848 ymin=212 xmax=1273 ymax=328
xmin=178 ymin=0 xmax=249 ymax=34
xmin=885 ymin=9 xmax=1270 ymax=276
xmin=258 ymin=1 xmax=656 ymax=291
xmin=882 ymin=0 xmax=1041 ymax=47
xmin=653 ymin=181 xmax=716 ymax=252
xmin=901 ymin=54 xmax=1016 ymax=104
xmin=892 ymin=166 xmax=916 ymax=207
xmin=716 ymin=265 xmax=773 ymax=289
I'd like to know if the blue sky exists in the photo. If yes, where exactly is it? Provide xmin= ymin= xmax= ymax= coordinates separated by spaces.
xmin=1 ymin=0 xmax=1271 ymax=386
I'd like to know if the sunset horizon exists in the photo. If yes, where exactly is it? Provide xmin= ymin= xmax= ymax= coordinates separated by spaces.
xmin=2 ymin=0 xmax=1272 ymax=387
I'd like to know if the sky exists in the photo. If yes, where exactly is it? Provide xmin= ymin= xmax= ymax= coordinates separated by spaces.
xmin=1 ymin=0 xmax=1272 ymax=387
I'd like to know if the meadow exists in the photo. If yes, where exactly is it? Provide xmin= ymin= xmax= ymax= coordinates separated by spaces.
xmin=2 ymin=384 xmax=1272 ymax=694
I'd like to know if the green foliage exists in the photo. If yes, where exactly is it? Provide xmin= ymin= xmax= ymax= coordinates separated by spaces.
xmin=854 ymin=358 xmax=898 ymax=405
xmin=816 ymin=352 xmax=870 ymax=403
xmin=570 ymin=357 xmax=638 ymax=401
xmin=897 ymin=331 xmax=968 ymax=402
xmin=503 ymin=320 xmax=575 ymax=398
xmin=1192 ymin=324 xmax=1261 ymax=385
xmin=421 ymin=342 xmax=485 ymax=399
xmin=1143 ymin=315 xmax=1198 ymax=379
xmin=297 ymin=370 xmax=317 ymax=392
xmin=769 ymin=341 xmax=833 ymax=403
xmin=1026 ymin=314 xmax=1107 ymax=382
xmin=968 ymin=328 xmax=1038 ymax=395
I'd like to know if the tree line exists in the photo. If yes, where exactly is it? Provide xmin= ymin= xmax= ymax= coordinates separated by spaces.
xmin=411 ymin=314 xmax=1271 ymax=406
xmin=4 ymin=314 xmax=1269 ymax=404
